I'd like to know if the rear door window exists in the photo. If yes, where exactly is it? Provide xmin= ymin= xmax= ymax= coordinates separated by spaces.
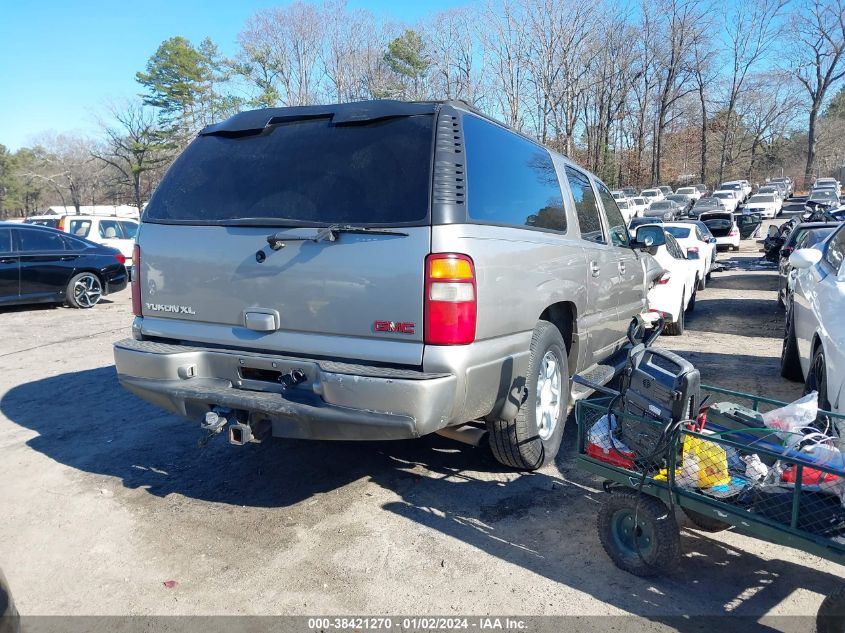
xmin=99 ymin=220 xmax=122 ymax=239
xmin=145 ymin=115 xmax=434 ymax=226
xmin=565 ymin=166 xmax=605 ymax=244
xmin=68 ymin=219 xmax=92 ymax=238
xmin=17 ymin=229 xmax=67 ymax=252
xmin=594 ymin=180 xmax=629 ymax=246
xmin=463 ymin=115 xmax=566 ymax=232
xmin=0 ymin=229 xmax=10 ymax=253
xmin=119 ymin=221 xmax=139 ymax=239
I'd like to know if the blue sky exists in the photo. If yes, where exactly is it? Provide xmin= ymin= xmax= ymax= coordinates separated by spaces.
xmin=0 ymin=0 xmax=467 ymax=151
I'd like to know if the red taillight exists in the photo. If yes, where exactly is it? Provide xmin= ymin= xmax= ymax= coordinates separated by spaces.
xmin=57 ymin=217 xmax=65 ymax=232
xmin=687 ymin=247 xmax=699 ymax=255
xmin=657 ymin=271 xmax=672 ymax=285
xmin=729 ymin=228 xmax=739 ymax=237
xmin=115 ymin=253 xmax=126 ymax=264
xmin=424 ymin=253 xmax=476 ymax=345
xmin=131 ymin=244 xmax=141 ymax=317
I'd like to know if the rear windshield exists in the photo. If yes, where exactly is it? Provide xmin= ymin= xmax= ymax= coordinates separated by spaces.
xmin=664 ymin=226 xmax=691 ymax=239
xmin=144 ymin=115 xmax=434 ymax=226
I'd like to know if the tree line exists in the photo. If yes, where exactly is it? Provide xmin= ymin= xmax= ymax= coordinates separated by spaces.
xmin=2 ymin=0 xmax=845 ymax=218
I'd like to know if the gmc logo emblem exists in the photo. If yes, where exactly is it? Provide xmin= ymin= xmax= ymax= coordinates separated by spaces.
xmin=374 ymin=321 xmax=415 ymax=335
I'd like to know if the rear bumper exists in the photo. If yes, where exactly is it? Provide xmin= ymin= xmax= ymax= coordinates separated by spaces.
xmin=113 ymin=338 xmax=457 ymax=440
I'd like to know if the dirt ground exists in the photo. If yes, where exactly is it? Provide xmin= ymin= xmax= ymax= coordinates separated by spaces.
xmin=0 ymin=220 xmax=838 ymax=631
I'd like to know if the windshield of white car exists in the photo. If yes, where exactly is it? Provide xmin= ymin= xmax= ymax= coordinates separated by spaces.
xmin=810 ymin=191 xmax=838 ymax=201
xmin=749 ymin=195 xmax=775 ymax=203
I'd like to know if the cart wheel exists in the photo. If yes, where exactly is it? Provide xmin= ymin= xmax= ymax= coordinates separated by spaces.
xmin=817 ymin=585 xmax=845 ymax=633
xmin=597 ymin=488 xmax=681 ymax=577
xmin=681 ymin=507 xmax=732 ymax=533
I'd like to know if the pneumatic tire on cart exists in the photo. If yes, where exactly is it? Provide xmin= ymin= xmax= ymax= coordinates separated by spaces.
xmin=487 ymin=320 xmax=568 ymax=471
xmin=681 ymin=507 xmax=731 ymax=532
xmin=817 ymin=584 xmax=845 ymax=633
xmin=597 ymin=488 xmax=681 ymax=577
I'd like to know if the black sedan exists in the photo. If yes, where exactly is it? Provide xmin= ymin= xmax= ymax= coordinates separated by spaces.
xmin=0 ymin=222 xmax=128 ymax=309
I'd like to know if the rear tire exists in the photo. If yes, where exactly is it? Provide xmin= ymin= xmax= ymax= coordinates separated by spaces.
xmin=597 ymin=489 xmax=681 ymax=577
xmin=780 ymin=301 xmax=803 ymax=381
xmin=487 ymin=320 xmax=568 ymax=470
xmin=66 ymin=272 xmax=103 ymax=309
xmin=664 ymin=295 xmax=685 ymax=336
xmin=805 ymin=345 xmax=833 ymax=412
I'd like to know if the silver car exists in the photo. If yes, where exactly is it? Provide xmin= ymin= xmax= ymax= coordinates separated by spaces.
xmin=114 ymin=100 xmax=649 ymax=470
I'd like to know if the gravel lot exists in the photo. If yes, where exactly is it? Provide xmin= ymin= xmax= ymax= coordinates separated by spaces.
xmin=0 ymin=221 xmax=840 ymax=631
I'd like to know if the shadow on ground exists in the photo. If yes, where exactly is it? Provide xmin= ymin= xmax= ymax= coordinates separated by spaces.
xmin=0 ymin=365 xmax=832 ymax=629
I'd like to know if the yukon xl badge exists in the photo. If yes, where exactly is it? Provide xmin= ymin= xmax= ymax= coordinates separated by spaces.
xmin=145 ymin=303 xmax=197 ymax=315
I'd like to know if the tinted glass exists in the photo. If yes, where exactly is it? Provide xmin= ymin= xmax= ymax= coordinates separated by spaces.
xmin=651 ymin=201 xmax=671 ymax=210
xmin=664 ymin=226 xmax=692 ymax=239
xmin=119 ymin=221 xmax=139 ymax=239
xmin=17 ymin=228 xmax=67 ymax=252
xmin=25 ymin=218 xmax=60 ymax=228
xmin=594 ymin=180 xmax=628 ymax=246
xmin=666 ymin=234 xmax=684 ymax=259
xmin=464 ymin=115 xmax=565 ymax=232
xmin=145 ymin=115 xmax=434 ymax=225
xmin=63 ymin=235 xmax=89 ymax=251
xmin=565 ymin=166 xmax=603 ymax=243
xmin=68 ymin=219 xmax=91 ymax=237
xmin=99 ymin=219 xmax=122 ymax=239
xmin=0 ymin=229 xmax=10 ymax=253
xmin=824 ymin=227 xmax=845 ymax=271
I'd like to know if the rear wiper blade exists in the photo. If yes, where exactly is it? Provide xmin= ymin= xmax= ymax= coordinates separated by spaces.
xmin=267 ymin=224 xmax=408 ymax=250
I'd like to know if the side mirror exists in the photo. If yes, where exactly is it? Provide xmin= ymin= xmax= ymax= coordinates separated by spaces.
xmin=790 ymin=248 xmax=823 ymax=270
xmin=633 ymin=225 xmax=666 ymax=250
xmin=767 ymin=225 xmax=779 ymax=238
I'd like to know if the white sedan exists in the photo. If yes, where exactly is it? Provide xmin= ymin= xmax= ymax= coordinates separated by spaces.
xmin=743 ymin=193 xmax=781 ymax=219
xmin=662 ymin=222 xmax=716 ymax=289
xmin=634 ymin=225 xmax=699 ymax=336
xmin=781 ymin=225 xmax=845 ymax=415
xmin=675 ymin=186 xmax=702 ymax=201
xmin=712 ymin=190 xmax=740 ymax=212
xmin=699 ymin=211 xmax=741 ymax=251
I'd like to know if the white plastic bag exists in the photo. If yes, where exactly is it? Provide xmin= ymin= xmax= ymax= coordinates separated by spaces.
xmin=588 ymin=414 xmax=632 ymax=453
xmin=763 ymin=391 xmax=819 ymax=448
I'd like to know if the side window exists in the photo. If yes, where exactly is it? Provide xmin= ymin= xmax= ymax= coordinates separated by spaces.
xmin=68 ymin=219 xmax=92 ymax=238
xmin=565 ymin=166 xmax=605 ymax=244
xmin=824 ymin=226 xmax=845 ymax=272
xmin=0 ymin=229 xmax=10 ymax=253
xmin=594 ymin=180 xmax=630 ymax=247
xmin=62 ymin=235 xmax=88 ymax=251
xmin=463 ymin=115 xmax=566 ymax=232
xmin=119 ymin=221 xmax=139 ymax=239
xmin=666 ymin=234 xmax=684 ymax=259
xmin=17 ymin=229 xmax=67 ymax=252
xmin=99 ymin=220 xmax=122 ymax=239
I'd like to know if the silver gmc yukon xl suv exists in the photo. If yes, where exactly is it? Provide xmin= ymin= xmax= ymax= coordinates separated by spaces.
xmin=114 ymin=100 xmax=651 ymax=470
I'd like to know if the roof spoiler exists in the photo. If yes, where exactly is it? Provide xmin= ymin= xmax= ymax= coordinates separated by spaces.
xmin=200 ymin=100 xmax=440 ymax=136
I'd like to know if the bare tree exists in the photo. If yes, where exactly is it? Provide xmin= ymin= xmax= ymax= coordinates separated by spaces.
xmin=425 ymin=8 xmax=483 ymax=104
xmin=25 ymin=133 xmax=100 ymax=214
xmin=786 ymin=0 xmax=845 ymax=186
xmin=479 ymin=0 xmax=530 ymax=129
xmin=716 ymin=0 xmax=786 ymax=183
xmin=93 ymin=100 xmax=172 ymax=212
xmin=651 ymin=0 xmax=706 ymax=185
